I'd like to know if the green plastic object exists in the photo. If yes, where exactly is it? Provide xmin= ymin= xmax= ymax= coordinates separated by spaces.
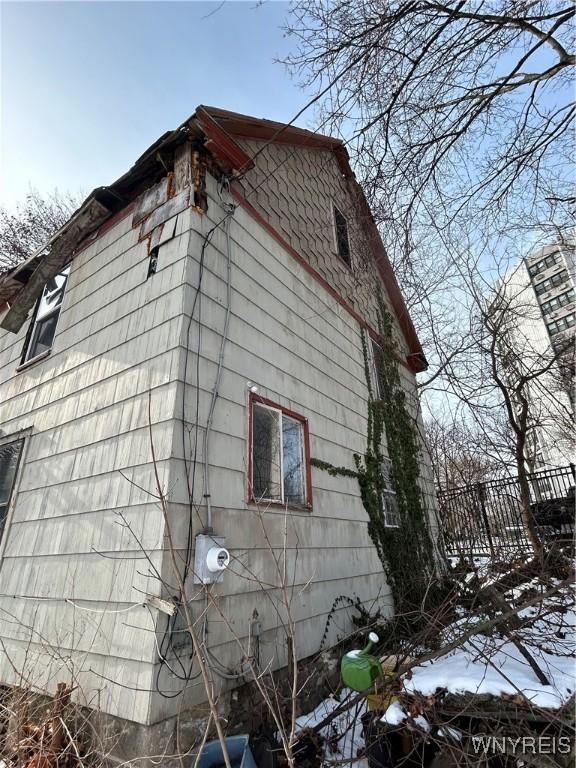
xmin=340 ymin=632 xmax=383 ymax=692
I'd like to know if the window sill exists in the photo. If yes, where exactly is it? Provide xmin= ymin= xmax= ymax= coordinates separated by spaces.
xmin=246 ymin=497 xmax=313 ymax=513
xmin=16 ymin=349 xmax=51 ymax=372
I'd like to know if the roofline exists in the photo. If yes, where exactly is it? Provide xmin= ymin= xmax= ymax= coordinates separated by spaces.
xmin=197 ymin=105 xmax=353 ymax=178
xmin=0 ymin=104 xmax=427 ymax=371
xmin=197 ymin=106 xmax=426 ymax=372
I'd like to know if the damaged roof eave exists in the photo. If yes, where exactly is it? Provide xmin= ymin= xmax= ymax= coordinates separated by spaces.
xmin=0 ymin=197 xmax=111 ymax=333
xmin=0 ymin=123 xmax=201 ymax=333
xmin=0 ymin=105 xmax=428 ymax=373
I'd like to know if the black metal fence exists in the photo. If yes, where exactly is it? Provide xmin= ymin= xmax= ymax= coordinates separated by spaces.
xmin=437 ymin=465 xmax=575 ymax=557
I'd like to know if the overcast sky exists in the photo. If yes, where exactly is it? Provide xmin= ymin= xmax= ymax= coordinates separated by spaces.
xmin=0 ymin=1 xmax=308 ymax=208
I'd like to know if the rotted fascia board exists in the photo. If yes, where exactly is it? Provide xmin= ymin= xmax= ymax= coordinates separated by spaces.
xmin=108 ymin=129 xmax=185 ymax=199
xmin=0 ymin=129 xmax=194 ymax=323
xmin=0 ymin=258 xmax=42 ymax=307
xmin=1 ymin=198 xmax=110 ymax=333
xmin=195 ymin=106 xmax=254 ymax=174
xmin=198 ymin=105 xmax=353 ymax=178
xmin=0 ymin=189 xmax=113 ymax=300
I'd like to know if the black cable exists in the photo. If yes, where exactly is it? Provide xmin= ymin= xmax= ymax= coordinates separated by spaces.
xmin=155 ymin=204 xmax=235 ymax=698
xmin=154 ymin=608 xmax=201 ymax=699
xmin=182 ymin=210 xmax=233 ymax=582
xmin=156 ymin=101 xmax=362 ymax=693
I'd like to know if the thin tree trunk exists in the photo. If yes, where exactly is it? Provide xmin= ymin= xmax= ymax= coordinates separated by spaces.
xmin=515 ymin=433 xmax=542 ymax=558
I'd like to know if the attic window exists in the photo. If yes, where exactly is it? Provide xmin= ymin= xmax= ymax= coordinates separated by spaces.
xmin=21 ymin=267 xmax=70 ymax=364
xmin=333 ymin=205 xmax=351 ymax=266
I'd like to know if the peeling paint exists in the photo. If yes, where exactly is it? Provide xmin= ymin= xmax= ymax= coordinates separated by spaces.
xmin=139 ymin=190 xmax=189 ymax=240
xmin=132 ymin=178 xmax=170 ymax=227
xmin=173 ymin=143 xmax=192 ymax=193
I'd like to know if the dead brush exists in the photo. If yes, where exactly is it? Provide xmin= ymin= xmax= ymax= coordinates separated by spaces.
xmin=2 ymin=683 xmax=83 ymax=768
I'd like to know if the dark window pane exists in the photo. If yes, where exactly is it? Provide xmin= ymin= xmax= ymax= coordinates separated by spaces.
xmin=252 ymin=404 xmax=282 ymax=501
xmin=334 ymin=207 xmax=351 ymax=265
xmin=282 ymin=416 xmax=305 ymax=504
xmin=381 ymin=458 xmax=400 ymax=526
xmin=381 ymin=458 xmax=396 ymax=492
xmin=23 ymin=267 xmax=69 ymax=362
xmin=0 ymin=440 xmax=23 ymax=506
xmin=383 ymin=493 xmax=400 ymax=527
xmin=28 ymin=314 xmax=59 ymax=360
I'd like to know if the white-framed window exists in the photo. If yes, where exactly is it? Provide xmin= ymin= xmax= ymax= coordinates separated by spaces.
xmin=0 ymin=438 xmax=25 ymax=547
xmin=381 ymin=457 xmax=400 ymax=527
xmin=250 ymin=396 xmax=311 ymax=507
xmin=333 ymin=205 xmax=351 ymax=267
xmin=21 ymin=267 xmax=70 ymax=364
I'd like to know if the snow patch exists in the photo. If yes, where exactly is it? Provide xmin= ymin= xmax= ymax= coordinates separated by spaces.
xmin=381 ymin=701 xmax=406 ymax=726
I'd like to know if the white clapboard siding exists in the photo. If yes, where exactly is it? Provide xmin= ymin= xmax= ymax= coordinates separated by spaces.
xmin=0 ymin=199 xmax=187 ymax=723
xmin=0 ymin=156 xmax=434 ymax=727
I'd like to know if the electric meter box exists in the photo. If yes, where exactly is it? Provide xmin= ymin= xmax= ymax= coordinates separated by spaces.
xmin=193 ymin=534 xmax=230 ymax=584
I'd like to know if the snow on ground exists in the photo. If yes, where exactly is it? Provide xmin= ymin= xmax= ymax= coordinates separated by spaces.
xmin=296 ymin=560 xmax=575 ymax=755
xmin=381 ymin=700 xmax=405 ymax=726
xmin=295 ymin=689 xmax=368 ymax=768
xmin=403 ymin=632 xmax=575 ymax=708
xmin=391 ymin=586 xmax=576 ymax=718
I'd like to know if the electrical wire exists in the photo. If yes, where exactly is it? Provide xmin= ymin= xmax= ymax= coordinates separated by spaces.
xmin=145 ymin=604 xmax=196 ymax=682
xmin=200 ymin=589 xmax=246 ymax=680
xmin=183 ymin=181 xmax=246 ymax=682
xmin=181 ymin=201 xmax=235 ymax=583
xmin=162 ymin=99 xmax=369 ymax=692
xmin=154 ymin=182 xmax=237 ymax=697
xmin=64 ymin=599 xmax=144 ymax=614
xmin=202 ymin=190 xmax=236 ymax=531
xmin=154 ymin=604 xmax=202 ymax=699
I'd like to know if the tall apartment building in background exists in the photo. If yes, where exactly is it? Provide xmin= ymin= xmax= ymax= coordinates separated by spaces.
xmin=525 ymin=243 xmax=575 ymax=359
xmin=496 ymin=241 xmax=574 ymax=470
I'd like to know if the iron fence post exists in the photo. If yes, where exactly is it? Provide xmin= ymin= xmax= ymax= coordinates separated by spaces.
xmin=476 ymin=482 xmax=496 ymax=560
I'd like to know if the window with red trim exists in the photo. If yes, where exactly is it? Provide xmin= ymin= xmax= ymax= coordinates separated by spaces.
xmin=249 ymin=395 xmax=311 ymax=507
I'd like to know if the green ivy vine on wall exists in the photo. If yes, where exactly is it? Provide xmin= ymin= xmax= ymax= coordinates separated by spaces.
xmin=311 ymin=291 xmax=439 ymax=626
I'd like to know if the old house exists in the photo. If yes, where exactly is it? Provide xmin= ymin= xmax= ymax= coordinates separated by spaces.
xmin=0 ymin=107 xmax=435 ymax=757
